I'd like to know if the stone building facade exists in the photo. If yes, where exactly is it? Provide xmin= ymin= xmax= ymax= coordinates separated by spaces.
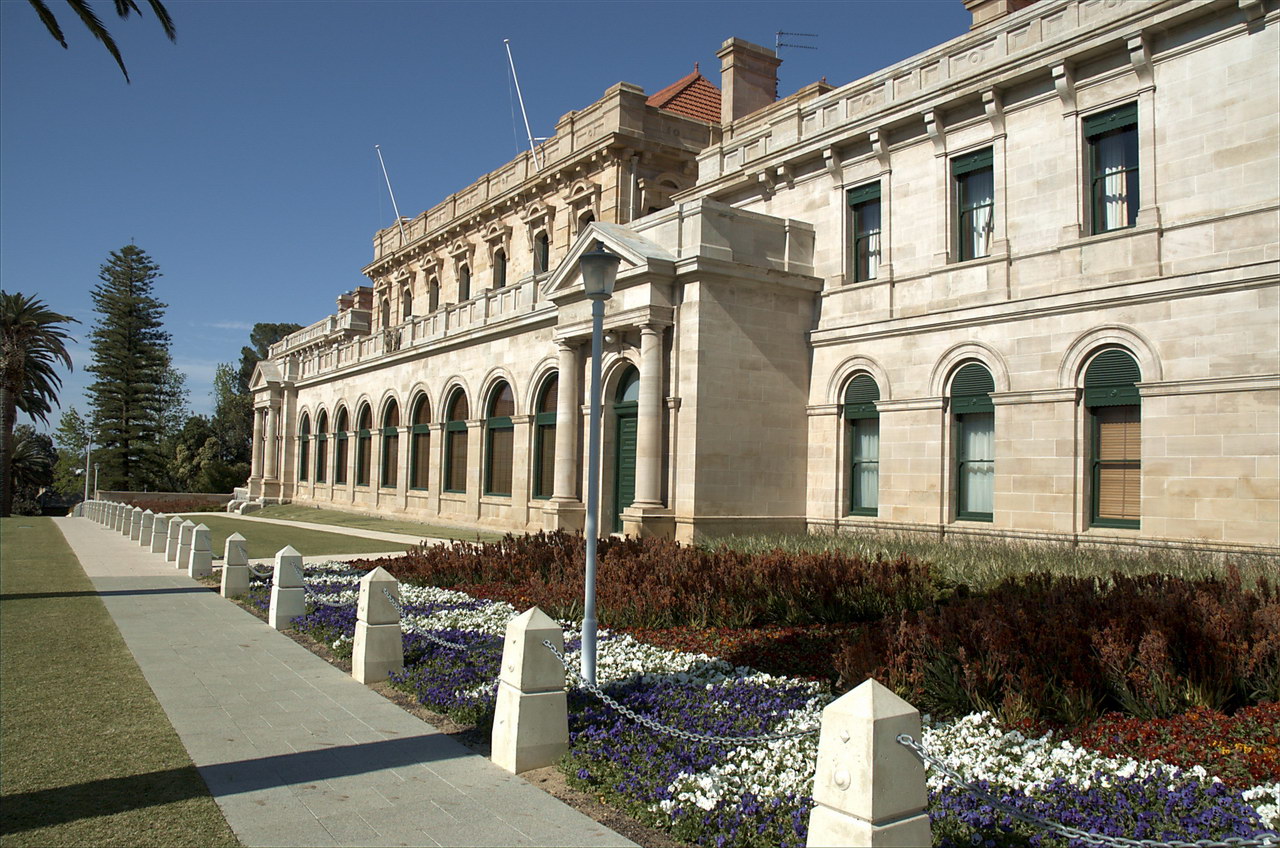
xmin=251 ymin=0 xmax=1279 ymax=553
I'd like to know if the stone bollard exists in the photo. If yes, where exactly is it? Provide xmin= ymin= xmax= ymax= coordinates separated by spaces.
xmin=220 ymin=533 xmax=249 ymax=597
xmin=268 ymin=546 xmax=306 ymax=630
xmin=165 ymin=518 xmax=182 ymax=562
xmin=129 ymin=507 xmax=144 ymax=541
xmin=140 ymin=510 xmax=155 ymax=547
xmin=352 ymin=567 xmax=403 ymax=684
xmin=176 ymin=520 xmax=196 ymax=569
xmin=491 ymin=607 xmax=569 ymax=774
xmin=151 ymin=515 xmax=170 ymax=554
xmin=188 ymin=524 xmax=213 ymax=579
xmin=121 ymin=506 xmax=133 ymax=537
xmin=805 ymin=679 xmax=932 ymax=847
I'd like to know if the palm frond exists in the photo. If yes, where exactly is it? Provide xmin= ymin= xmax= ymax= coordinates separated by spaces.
xmin=26 ymin=0 xmax=69 ymax=48
xmin=64 ymin=0 xmax=130 ymax=82
xmin=144 ymin=0 xmax=175 ymax=41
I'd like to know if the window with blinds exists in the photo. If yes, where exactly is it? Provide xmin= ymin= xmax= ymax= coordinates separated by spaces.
xmin=355 ymin=405 xmax=372 ymax=487
xmin=410 ymin=396 xmax=430 ymax=490
xmin=1086 ymin=349 xmax=1141 ymax=528
xmin=335 ymin=408 xmax=349 ymax=485
xmin=445 ymin=392 xmax=469 ymax=493
xmin=485 ymin=383 xmax=515 ymax=496
xmin=533 ymin=376 xmax=558 ymax=499
xmin=315 ymin=411 xmax=328 ymax=483
xmin=381 ymin=401 xmax=399 ymax=489
xmin=843 ymin=373 xmax=880 ymax=515
xmin=298 ymin=414 xmax=310 ymax=482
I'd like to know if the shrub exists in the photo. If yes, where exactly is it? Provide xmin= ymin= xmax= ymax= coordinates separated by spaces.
xmin=834 ymin=569 xmax=1279 ymax=725
xmin=364 ymin=531 xmax=935 ymax=630
xmin=115 ymin=496 xmax=225 ymax=513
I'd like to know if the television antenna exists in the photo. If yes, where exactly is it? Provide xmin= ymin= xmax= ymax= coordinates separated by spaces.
xmin=776 ymin=31 xmax=818 ymax=51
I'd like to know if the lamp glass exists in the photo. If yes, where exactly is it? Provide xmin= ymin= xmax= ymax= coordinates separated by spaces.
xmin=579 ymin=242 xmax=620 ymax=297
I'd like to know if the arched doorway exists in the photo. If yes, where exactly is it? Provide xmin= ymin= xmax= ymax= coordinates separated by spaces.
xmin=612 ymin=366 xmax=639 ymax=532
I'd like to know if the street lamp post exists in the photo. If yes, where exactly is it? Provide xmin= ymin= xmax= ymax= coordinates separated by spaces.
xmin=577 ymin=240 xmax=621 ymax=687
xmin=82 ymin=433 xmax=94 ymax=505
xmin=93 ymin=463 xmax=100 ymax=500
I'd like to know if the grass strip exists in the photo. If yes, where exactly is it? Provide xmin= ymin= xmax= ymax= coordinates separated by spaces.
xmin=171 ymin=514 xmax=411 ymax=559
xmin=0 ymin=517 xmax=239 ymax=847
xmin=254 ymin=503 xmax=505 ymax=543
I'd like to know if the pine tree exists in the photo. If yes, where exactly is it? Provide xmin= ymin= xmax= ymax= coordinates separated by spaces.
xmin=52 ymin=405 xmax=90 ymax=497
xmin=86 ymin=244 xmax=186 ymax=491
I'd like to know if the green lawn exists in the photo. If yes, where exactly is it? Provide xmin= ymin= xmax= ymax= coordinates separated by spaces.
xmin=253 ymin=503 xmax=505 ymax=543
xmin=171 ymin=514 xmax=409 ymax=559
xmin=0 ymin=517 xmax=239 ymax=847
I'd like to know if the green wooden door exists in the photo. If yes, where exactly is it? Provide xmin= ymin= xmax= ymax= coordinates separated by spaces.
xmin=613 ymin=406 xmax=637 ymax=532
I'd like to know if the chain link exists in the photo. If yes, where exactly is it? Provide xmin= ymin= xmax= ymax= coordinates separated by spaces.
xmin=382 ymin=587 xmax=501 ymax=652
xmin=290 ymin=564 xmax=357 ymax=608
xmin=247 ymin=564 xmax=274 ymax=578
xmin=541 ymin=640 xmax=819 ymax=745
xmin=896 ymin=734 xmax=1278 ymax=848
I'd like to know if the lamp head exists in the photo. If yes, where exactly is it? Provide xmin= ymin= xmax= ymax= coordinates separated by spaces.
xmin=579 ymin=241 xmax=620 ymax=299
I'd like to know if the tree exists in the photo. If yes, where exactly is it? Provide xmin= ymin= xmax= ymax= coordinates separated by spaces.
xmin=0 ymin=291 xmax=77 ymax=517
xmin=86 ymin=244 xmax=186 ymax=492
xmin=210 ymin=363 xmax=252 ymax=482
xmin=235 ymin=322 xmax=301 ymax=396
xmin=27 ymin=0 xmax=176 ymax=83
xmin=52 ymin=405 xmax=91 ymax=497
xmin=9 ymin=425 xmax=57 ymax=515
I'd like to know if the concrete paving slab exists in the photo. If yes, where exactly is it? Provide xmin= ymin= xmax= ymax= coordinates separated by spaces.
xmin=55 ymin=517 xmax=637 ymax=848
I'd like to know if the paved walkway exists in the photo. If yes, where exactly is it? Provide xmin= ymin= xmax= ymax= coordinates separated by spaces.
xmin=55 ymin=517 xmax=635 ymax=848
xmin=200 ymin=513 xmax=447 ymax=547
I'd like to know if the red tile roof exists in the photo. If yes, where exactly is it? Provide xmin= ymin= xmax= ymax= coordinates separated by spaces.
xmin=647 ymin=63 xmax=721 ymax=124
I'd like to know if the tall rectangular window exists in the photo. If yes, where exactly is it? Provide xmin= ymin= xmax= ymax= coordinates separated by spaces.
xmin=1092 ymin=406 xmax=1141 ymax=526
xmin=410 ymin=427 xmax=429 ymax=489
xmin=956 ymin=412 xmax=994 ymax=520
xmin=335 ymin=434 xmax=348 ymax=484
xmin=953 ymin=149 xmax=994 ymax=262
xmin=445 ymin=425 xmax=468 ymax=492
xmin=1086 ymin=103 xmax=1139 ymax=234
xmin=843 ymin=374 xmax=880 ymax=516
xmin=848 ymin=182 xmax=881 ymax=282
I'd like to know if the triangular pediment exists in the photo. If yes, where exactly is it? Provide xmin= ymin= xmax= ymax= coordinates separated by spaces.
xmin=541 ymin=222 xmax=676 ymax=299
xmin=250 ymin=359 xmax=282 ymax=393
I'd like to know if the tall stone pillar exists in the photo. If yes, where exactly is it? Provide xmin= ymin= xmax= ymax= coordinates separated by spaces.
xmin=634 ymin=324 xmax=664 ymax=507
xmin=552 ymin=342 xmax=579 ymax=502
xmin=251 ymin=407 xmax=265 ymax=479
xmin=265 ymin=402 xmax=279 ymax=480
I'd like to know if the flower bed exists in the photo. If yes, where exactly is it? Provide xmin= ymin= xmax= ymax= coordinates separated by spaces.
xmin=245 ymin=563 xmax=1280 ymax=848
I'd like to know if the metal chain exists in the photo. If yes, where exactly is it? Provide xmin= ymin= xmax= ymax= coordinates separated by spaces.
xmin=247 ymin=565 xmax=275 ymax=578
xmin=896 ymin=734 xmax=1279 ymax=848
xmin=542 ymin=640 xmax=819 ymax=745
xmin=292 ymin=564 xmax=357 ymax=608
xmin=382 ymin=587 xmax=501 ymax=652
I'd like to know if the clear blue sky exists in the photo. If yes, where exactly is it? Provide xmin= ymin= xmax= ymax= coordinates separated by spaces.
xmin=1 ymin=0 xmax=970 ymax=426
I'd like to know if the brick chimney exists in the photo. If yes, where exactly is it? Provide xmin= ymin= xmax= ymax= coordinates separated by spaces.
xmin=716 ymin=37 xmax=781 ymax=125
xmin=964 ymin=0 xmax=1038 ymax=28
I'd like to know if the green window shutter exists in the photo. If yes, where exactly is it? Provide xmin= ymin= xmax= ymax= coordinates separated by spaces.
xmin=951 ymin=148 xmax=993 ymax=177
xmin=1084 ymin=349 xmax=1141 ymax=407
xmin=951 ymin=363 xmax=995 ymax=412
xmin=847 ymin=182 xmax=881 ymax=206
xmin=1083 ymin=103 xmax=1138 ymax=139
xmin=842 ymin=374 xmax=881 ymax=419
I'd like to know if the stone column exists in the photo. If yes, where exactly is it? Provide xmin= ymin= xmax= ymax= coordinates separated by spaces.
xmin=251 ymin=407 xmax=265 ymax=479
xmin=634 ymin=324 xmax=665 ymax=507
xmin=491 ymin=607 xmax=568 ymax=773
xmin=552 ymin=342 xmax=580 ymax=502
xmin=265 ymin=402 xmax=280 ymax=480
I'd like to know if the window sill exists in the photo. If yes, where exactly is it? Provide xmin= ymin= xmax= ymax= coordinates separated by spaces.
xmin=955 ymin=513 xmax=993 ymax=523
xmin=1089 ymin=519 xmax=1140 ymax=531
xmin=846 ymin=508 xmax=878 ymax=517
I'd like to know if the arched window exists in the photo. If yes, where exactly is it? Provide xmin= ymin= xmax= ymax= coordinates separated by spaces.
xmin=843 ymin=375 xmax=880 ymax=515
xmin=444 ymin=391 xmax=469 ymax=493
xmin=484 ymin=382 xmax=515 ymax=496
xmin=315 ymin=410 xmax=329 ymax=483
xmin=534 ymin=231 xmax=550 ymax=274
xmin=402 ymin=288 xmax=413 ymax=319
xmin=334 ymin=407 xmax=350 ymax=485
xmin=409 ymin=395 xmax=430 ymax=490
xmin=1085 ymin=349 xmax=1141 ymax=528
xmin=429 ymin=277 xmax=440 ymax=312
xmin=355 ymin=404 xmax=373 ymax=486
xmin=578 ymin=211 xmax=595 ymax=234
xmin=493 ymin=249 xmax=507 ymax=289
xmin=298 ymin=413 xmax=311 ymax=483
xmin=533 ymin=375 xmax=557 ymax=499
xmin=381 ymin=298 xmax=391 ymax=329
xmin=612 ymin=366 xmax=640 ymax=532
xmin=381 ymin=400 xmax=400 ymax=489
xmin=951 ymin=363 xmax=995 ymax=522
xmin=458 ymin=265 xmax=471 ymax=301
